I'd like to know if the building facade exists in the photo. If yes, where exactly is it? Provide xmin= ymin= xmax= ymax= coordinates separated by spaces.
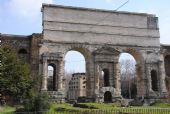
xmin=1 ymin=4 xmax=170 ymax=102
xmin=68 ymin=73 xmax=87 ymax=100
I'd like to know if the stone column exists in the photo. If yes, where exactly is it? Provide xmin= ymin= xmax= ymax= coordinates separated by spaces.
xmin=114 ymin=61 xmax=121 ymax=97
xmin=86 ymin=60 xmax=91 ymax=97
xmin=136 ymin=63 xmax=145 ymax=98
xmin=94 ymin=64 xmax=100 ymax=102
xmin=159 ymin=55 xmax=168 ymax=96
xmin=95 ymin=64 xmax=100 ymax=90
xmin=145 ymin=63 xmax=151 ymax=92
xmin=41 ymin=57 xmax=48 ymax=91
xmin=86 ymin=58 xmax=95 ymax=98
xmin=57 ymin=60 xmax=64 ymax=90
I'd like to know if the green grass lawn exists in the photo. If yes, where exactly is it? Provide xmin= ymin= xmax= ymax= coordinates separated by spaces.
xmin=50 ymin=102 xmax=170 ymax=111
xmin=49 ymin=103 xmax=81 ymax=112
xmin=50 ymin=102 xmax=119 ymax=111
xmin=49 ymin=102 xmax=170 ymax=114
xmin=1 ymin=102 xmax=170 ymax=114
xmin=0 ymin=105 xmax=16 ymax=114
xmin=150 ymin=102 xmax=170 ymax=108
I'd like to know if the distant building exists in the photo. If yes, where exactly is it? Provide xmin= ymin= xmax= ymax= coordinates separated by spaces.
xmin=68 ymin=73 xmax=87 ymax=100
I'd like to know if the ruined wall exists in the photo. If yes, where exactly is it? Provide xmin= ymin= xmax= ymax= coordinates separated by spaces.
xmin=0 ymin=34 xmax=31 ymax=63
xmin=0 ymin=33 xmax=42 ymax=87
xmin=30 ymin=34 xmax=42 ymax=82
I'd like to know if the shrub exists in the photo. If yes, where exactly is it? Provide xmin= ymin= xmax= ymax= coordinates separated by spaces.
xmin=23 ymin=92 xmax=50 ymax=112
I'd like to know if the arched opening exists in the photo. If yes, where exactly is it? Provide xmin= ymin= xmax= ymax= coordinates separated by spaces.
xmin=104 ymin=91 xmax=112 ymax=103
xmin=151 ymin=70 xmax=158 ymax=91
xmin=65 ymin=50 xmax=86 ymax=73
xmin=47 ymin=64 xmax=56 ymax=91
xmin=119 ymin=53 xmax=137 ymax=99
xmin=64 ymin=50 xmax=86 ymax=100
xmin=102 ymin=69 xmax=110 ymax=87
xmin=18 ymin=48 xmax=28 ymax=61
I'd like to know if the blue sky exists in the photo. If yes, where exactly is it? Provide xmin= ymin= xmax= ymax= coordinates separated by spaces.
xmin=0 ymin=0 xmax=169 ymax=72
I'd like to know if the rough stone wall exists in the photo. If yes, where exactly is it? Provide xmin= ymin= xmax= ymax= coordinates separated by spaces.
xmin=0 ymin=33 xmax=42 ymax=90
xmin=30 ymin=34 xmax=42 ymax=84
xmin=0 ymin=34 xmax=31 ymax=63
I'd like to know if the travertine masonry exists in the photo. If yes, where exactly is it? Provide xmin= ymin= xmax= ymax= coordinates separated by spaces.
xmin=40 ymin=4 xmax=167 ymax=101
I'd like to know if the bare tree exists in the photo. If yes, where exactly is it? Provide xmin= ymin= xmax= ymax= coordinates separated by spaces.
xmin=120 ymin=59 xmax=136 ymax=99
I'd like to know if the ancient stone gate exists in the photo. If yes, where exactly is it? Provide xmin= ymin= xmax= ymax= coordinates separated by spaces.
xmin=40 ymin=4 xmax=167 ymax=102
xmin=1 ymin=4 xmax=168 ymax=102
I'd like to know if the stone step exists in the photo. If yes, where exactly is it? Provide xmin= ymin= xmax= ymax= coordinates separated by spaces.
xmin=47 ymin=91 xmax=65 ymax=103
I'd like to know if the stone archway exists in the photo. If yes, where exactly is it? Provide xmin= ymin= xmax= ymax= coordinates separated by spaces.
xmin=64 ymin=46 xmax=92 ymax=96
xmin=93 ymin=47 xmax=121 ymax=101
xmin=38 ymin=4 xmax=167 ymax=102
xmin=119 ymin=52 xmax=137 ymax=99
xmin=47 ymin=63 xmax=56 ymax=91
xmin=104 ymin=91 xmax=112 ymax=103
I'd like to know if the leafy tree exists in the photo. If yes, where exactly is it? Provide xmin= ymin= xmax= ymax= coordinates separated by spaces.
xmin=0 ymin=45 xmax=32 ymax=103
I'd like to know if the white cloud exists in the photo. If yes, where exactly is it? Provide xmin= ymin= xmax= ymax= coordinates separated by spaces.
xmin=8 ymin=0 xmax=54 ymax=19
